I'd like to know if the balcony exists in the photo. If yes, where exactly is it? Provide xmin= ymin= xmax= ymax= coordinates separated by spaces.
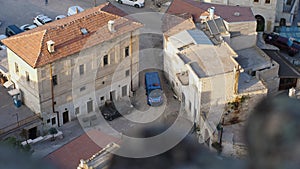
xmin=176 ymin=71 xmax=189 ymax=86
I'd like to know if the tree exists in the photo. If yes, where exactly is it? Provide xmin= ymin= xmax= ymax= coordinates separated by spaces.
xmin=1 ymin=136 xmax=33 ymax=154
xmin=20 ymin=129 xmax=29 ymax=144
xmin=48 ymin=127 xmax=58 ymax=141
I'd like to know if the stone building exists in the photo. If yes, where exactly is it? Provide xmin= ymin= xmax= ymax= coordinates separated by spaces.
xmin=200 ymin=0 xmax=299 ymax=31
xmin=199 ymin=0 xmax=277 ymax=31
xmin=164 ymin=0 xmax=280 ymax=154
xmin=2 ymin=3 xmax=142 ymax=128
xmin=164 ymin=28 xmax=240 ymax=142
xmin=275 ymin=0 xmax=299 ymax=25
xmin=166 ymin=0 xmax=279 ymax=94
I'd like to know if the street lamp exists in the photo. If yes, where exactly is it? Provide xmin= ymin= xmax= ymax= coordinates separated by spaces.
xmin=216 ymin=118 xmax=224 ymax=146
xmin=13 ymin=112 xmax=19 ymax=127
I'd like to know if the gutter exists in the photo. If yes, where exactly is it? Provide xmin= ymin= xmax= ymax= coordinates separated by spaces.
xmin=49 ymin=63 xmax=60 ymax=126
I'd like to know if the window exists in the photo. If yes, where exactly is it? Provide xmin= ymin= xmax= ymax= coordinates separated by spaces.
xmin=15 ymin=63 xmax=19 ymax=74
xmin=52 ymin=75 xmax=57 ymax=86
xmin=80 ymin=86 xmax=86 ymax=92
xmin=75 ymin=107 xmax=80 ymax=115
xmin=25 ymin=71 xmax=30 ymax=82
xmin=100 ymin=96 xmax=105 ymax=105
xmin=79 ymin=64 xmax=84 ymax=75
xmin=103 ymin=55 xmax=109 ymax=66
xmin=52 ymin=118 xmax=56 ymax=125
xmin=122 ymin=85 xmax=127 ymax=97
xmin=41 ymin=69 xmax=46 ymax=77
xmin=265 ymin=0 xmax=270 ymax=3
xmin=189 ymin=101 xmax=192 ymax=111
xmin=125 ymin=70 xmax=130 ymax=77
xmin=286 ymin=0 xmax=292 ymax=5
xmin=125 ymin=46 xmax=129 ymax=57
xmin=47 ymin=119 xmax=51 ymax=123
xmin=254 ymin=0 xmax=259 ymax=2
xmin=87 ymin=100 xmax=93 ymax=113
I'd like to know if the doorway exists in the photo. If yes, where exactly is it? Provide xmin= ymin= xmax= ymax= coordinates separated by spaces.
xmin=62 ymin=111 xmax=69 ymax=124
xmin=28 ymin=127 xmax=37 ymax=140
xmin=110 ymin=90 xmax=116 ymax=101
xmin=279 ymin=78 xmax=297 ymax=90
xmin=255 ymin=15 xmax=265 ymax=32
xmin=122 ymin=85 xmax=127 ymax=97
xmin=87 ymin=100 xmax=93 ymax=113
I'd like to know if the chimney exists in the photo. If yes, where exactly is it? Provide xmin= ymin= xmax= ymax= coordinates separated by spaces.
xmin=77 ymin=159 xmax=88 ymax=169
xmin=234 ymin=12 xmax=240 ymax=17
xmin=108 ymin=20 xmax=115 ymax=33
xmin=289 ymin=87 xmax=296 ymax=97
xmin=47 ymin=40 xmax=55 ymax=53
xmin=76 ymin=7 xmax=79 ymax=14
xmin=208 ymin=7 xmax=215 ymax=20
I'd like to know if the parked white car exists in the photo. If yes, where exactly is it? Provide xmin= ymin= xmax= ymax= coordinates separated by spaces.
xmin=0 ymin=34 xmax=8 ymax=50
xmin=55 ymin=15 xmax=66 ymax=20
xmin=67 ymin=6 xmax=84 ymax=16
xmin=33 ymin=14 xmax=52 ymax=26
xmin=116 ymin=0 xmax=145 ymax=8
xmin=20 ymin=24 xmax=37 ymax=31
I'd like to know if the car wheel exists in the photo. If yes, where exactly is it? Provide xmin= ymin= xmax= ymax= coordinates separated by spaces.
xmin=134 ymin=4 xmax=140 ymax=8
xmin=118 ymin=0 xmax=123 ymax=4
xmin=288 ymin=50 xmax=296 ymax=56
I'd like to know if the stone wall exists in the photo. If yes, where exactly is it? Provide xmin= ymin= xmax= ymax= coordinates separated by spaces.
xmin=202 ymin=0 xmax=277 ymax=32
xmin=223 ymin=21 xmax=257 ymax=50
xmin=7 ymin=49 xmax=41 ymax=114
xmin=8 ymin=30 xmax=140 ymax=127
xmin=256 ymin=61 xmax=280 ymax=94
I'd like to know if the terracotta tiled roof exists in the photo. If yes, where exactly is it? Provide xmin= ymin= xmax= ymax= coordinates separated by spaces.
xmin=163 ymin=14 xmax=196 ymax=37
xmin=2 ymin=3 xmax=142 ymax=68
xmin=166 ymin=0 xmax=255 ymax=23
xmin=44 ymin=130 xmax=119 ymax=169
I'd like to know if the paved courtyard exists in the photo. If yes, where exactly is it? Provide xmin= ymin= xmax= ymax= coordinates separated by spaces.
xmin=0 ymin=0 xmax=157 ymax=35
xmin=0 ymin=86 xmax=36 ymax=131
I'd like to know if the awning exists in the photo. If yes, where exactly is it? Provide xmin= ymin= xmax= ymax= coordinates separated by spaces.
xmin=8 ymin=89 xmax=20 ymax=96
xmin=3 ymin=81 xmax=13 ymax=88
xmin=0 ymin=65 xmax=8 ymax=76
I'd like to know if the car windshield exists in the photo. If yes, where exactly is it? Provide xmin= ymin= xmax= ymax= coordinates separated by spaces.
xmin=44 ymin=19 xmax=52 ymax=23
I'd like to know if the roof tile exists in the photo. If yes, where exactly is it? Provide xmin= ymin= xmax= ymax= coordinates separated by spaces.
xmin=166 ymin=0 xmax=255 ymax=23
xmin=2 ymin=3 xmax=142 ymax=68
xmin=44 ymin=130 xmax=119 ymax=169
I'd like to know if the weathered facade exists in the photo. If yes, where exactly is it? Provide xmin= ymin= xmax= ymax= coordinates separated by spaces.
xmin=200 ymin=0 xmax=277 ymax=31
xmin=164 ymin=1 xmax=279 ymax=154
xmin=164 ymin=28 xmax=241 ymax=144
xmin=3 ymin=3 xmax=142 ymax=128
xmin=201 ymin=0 xmax=299 ymax=30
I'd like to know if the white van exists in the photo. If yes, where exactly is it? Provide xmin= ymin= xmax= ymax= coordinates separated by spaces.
xmin=116 ymin=0 xmax=145 ymax=8
xmin=67 ymin=6 xmax=84 ymax=16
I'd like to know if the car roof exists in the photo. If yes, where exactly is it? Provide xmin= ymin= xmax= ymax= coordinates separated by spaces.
xmin=0 ymin=34 xmax=7 ymax=40
xmin=7 ymin=25 xmax=23 ymax=34
xmin=69 ymin=6 xmax=84 ymax=11
xmin=37 ymin=14 xmax=52 ymax=20
xmin=55 ymin=15 xmax=66 ymax=20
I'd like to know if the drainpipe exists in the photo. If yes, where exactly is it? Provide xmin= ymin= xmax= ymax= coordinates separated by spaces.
xmin=130 ymin=31 xmax=133 ymax=93
xmin=234 ymin=65 xmax=240 ymax=95
xmin=49 ymin=63 xmax=60 ymax=126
